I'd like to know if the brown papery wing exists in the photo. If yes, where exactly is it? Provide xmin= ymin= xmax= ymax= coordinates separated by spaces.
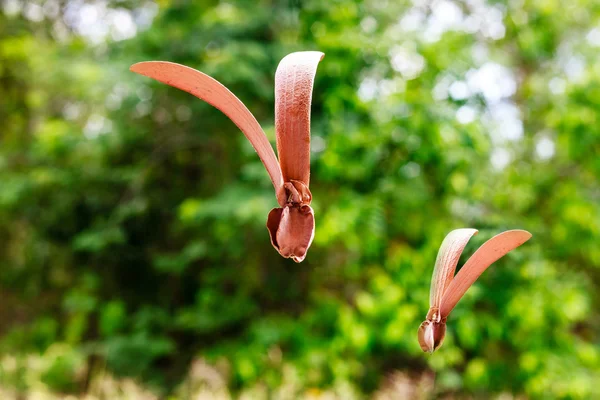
xmin=439 ymin=230 xmax=532 ymax=317
xmin=130 ymin=61 xmax=285 ymax=205
xmin=430 ymin=229 xmax=478 ymax=309
xmin=274 ymin=51 xmax=324 ymax=186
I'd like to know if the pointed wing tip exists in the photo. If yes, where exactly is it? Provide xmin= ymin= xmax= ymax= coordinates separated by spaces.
xmin=294 ymin=50 xmax=325 ymax=57
xmin=130 ymin=61 xmax=162 ymax=74
xmin=279 ymin=51 xmax=325 ymax=66
xmin=441 ymin=228 xmax=478 ymax=243
xmin=130 ymin=61 xmax=181 ymax=76
xmin=449 ymin=228 xmax=478 ymax=235
xmin=511 ymin=228 xmax=532 ymax=236
xmin=130 ymin=61 xmax=153 ymax=75
xmin=503 ymin=229 xmax=533 ymax=242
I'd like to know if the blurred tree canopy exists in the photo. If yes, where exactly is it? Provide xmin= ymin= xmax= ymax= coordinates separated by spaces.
xmin=0 ymin=0 xmax=599 ymax=398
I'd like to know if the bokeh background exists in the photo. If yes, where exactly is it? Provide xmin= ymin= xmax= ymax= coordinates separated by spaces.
xmin=1 ymin=0 xmax=599 ymax=398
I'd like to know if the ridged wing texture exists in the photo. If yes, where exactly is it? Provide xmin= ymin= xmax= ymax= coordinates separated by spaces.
xmin=430 ymin=229 xmax=478 ymax=308
xmin=274 ymin=51 xmax=324 ymax=186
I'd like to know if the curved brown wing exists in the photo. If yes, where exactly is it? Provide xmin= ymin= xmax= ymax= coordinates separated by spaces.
xmin=130 ymin=61 xmax=285 ymax=204
xmin=430 ymin=228 xmax=478 ymax=309
xmin=440 ymin=230 xmax=532 ymax=317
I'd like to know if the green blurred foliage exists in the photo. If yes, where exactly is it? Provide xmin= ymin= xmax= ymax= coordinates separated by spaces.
xmin=0 ymin=0 xmax=599 ymax=398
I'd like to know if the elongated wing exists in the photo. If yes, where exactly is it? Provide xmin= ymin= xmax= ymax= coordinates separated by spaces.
xmin=440 ymin=229 xmax=532 ymax=317
xmin=274 ymin=51 xmax=324 ymax=187
xmin=130 ymin=61 xmax=285 ymax=205
xmin=430 ymin=229 xmax=478 ymax=308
